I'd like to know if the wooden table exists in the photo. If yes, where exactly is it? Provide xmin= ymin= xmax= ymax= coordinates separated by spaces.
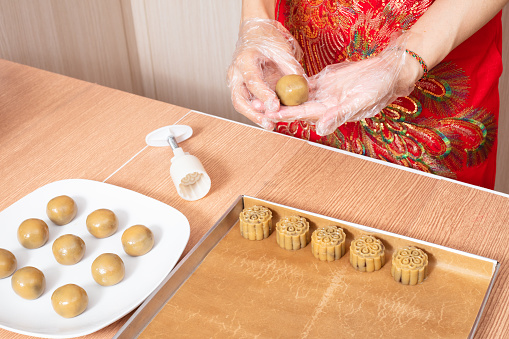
xmin=1 ymin=59 xmax=508 ymax=338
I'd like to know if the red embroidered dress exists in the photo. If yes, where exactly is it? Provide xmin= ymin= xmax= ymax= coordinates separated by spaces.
xmin=275 ymin=0 xmax=502 ymax=189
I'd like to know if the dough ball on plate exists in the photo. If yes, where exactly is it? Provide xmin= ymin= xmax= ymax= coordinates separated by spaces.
xmin=17 ymin=218 xmax=49 ymax=249
xmin=11 ymin=266 xmax=45 ymax=300
xmin=121 ymin=225 xmax=154 ymax=256
xmin=51 ymin=284 xmax=88 ymax=318
xmin=86 ymin=209 xmax=118 ymax=238
xmin=46 ymin=195 xmax=77 ymax=226
xmin=0 ymin=248 xmax=17 ymax=279
xmin=52 ymin=234 xmax=86 ymax=265
xmin=91 ymin=253 xmax=125 ymax=286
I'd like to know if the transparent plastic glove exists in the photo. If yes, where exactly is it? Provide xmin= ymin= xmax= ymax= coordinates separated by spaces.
xmin=265 ymin=33 xmax=422 ymax=136
xmin=227 ymin=18 xmax=305 ymax=130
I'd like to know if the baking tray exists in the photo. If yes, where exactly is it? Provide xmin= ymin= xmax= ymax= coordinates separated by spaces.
xmin=115 ymin=195 xmax=500 ymax=338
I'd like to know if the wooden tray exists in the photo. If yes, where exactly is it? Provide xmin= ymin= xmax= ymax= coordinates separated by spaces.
xmin=115 ymin=196 xmax=500 ymax=338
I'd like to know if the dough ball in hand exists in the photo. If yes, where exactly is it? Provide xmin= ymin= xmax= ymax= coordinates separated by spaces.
xmin=275 ymin=74 xmax=309 ymax=106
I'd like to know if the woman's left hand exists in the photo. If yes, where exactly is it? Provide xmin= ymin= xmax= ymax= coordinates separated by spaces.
xmin=265 ymin=34 xmax=423 ymax=136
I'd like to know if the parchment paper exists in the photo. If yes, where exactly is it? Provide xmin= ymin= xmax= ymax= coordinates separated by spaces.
xmin=139 ymin=197 xmax=497 ymax=338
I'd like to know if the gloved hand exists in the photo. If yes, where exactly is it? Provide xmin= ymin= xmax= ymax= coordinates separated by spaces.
xmin=227 ymin=18 xmax=306 ymax=130
xmin=265 ymin=33 xmax=423 ymax=136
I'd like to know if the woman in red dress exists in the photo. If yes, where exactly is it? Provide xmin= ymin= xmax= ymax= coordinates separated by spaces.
xmin=228 ymin=0 xmax=508 ymax=189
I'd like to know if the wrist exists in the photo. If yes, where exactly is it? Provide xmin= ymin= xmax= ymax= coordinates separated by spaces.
xmin=404 ymin=31 xmax=451 ymax=72
xmin=404 ymin=49 xmax=428 ymax=79
xmin=393 ymin=49 xmax=424 ymax=96
xmin=383 ymin=34 xmax=426 ymax=94
xmin=241 ymin=0 xmax=276 ymax=21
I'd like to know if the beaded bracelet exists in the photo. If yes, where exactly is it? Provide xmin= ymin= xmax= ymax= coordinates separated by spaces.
xmin=405 ymin=49 xmax=428 ymax=78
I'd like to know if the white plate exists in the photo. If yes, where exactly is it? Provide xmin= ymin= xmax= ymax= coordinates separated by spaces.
xmin=0 ymin=179 xmax=190 ymax=338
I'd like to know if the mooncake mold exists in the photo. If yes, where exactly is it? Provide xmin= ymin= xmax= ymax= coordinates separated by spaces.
xmin=350 ymin=235 xmax=386 ymax=272
xmin=276 ymin=215 xmax=310 ymax=250
xmin=239 ymin=205 xmax=273 ymax=240
xmin=180 ymin=172 xmax=202 ymax=186
xmin=391 ymin=246 xmax=428 ymax=285
xmin=311 ymin=226 xmax=346 ymax=262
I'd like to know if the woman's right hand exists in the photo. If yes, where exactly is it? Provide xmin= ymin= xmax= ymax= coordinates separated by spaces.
xmin=227 ymin=18 xmax=305 ymax=130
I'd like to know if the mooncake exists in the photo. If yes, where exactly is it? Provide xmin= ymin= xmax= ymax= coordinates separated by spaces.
xmin=239 ymin=205 xmax=273 ymax=240
xmin=311 ymin=225 xmax=346 ymax=262
xmin=350 ymin=235 xmax=385 ymax=272
xmin=391 ymin=246 xmax=428 ymax=285
xmin=276 ymin=215 xmax=310 ymax=250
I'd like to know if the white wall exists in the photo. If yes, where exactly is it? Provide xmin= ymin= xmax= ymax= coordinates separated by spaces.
xmin=0 ymin=0 xmax=134 ymax=93
xmin=123 ymin=0 xmax=246 ymax=123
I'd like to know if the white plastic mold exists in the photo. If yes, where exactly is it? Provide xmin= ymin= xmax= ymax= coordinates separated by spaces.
xmin=145 ymin=125 xmax=211 ymax=201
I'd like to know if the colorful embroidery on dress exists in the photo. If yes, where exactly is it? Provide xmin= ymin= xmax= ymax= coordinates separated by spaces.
xmin=413 ymin=62 xmax=469 ymax=117
xmin=275 ymin=0 xmax=497 ymax=180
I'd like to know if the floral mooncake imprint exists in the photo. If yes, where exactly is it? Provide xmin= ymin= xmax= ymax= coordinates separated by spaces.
xmin=239 ymin=206 xmax=273 ymax=240
xmin=311 ymin=226 xmax=346 ymax=262
xmin=391 ymin=247 xmax=428 ymax=285
xmin=350 ymin=235 xmax=386 ymax=272
xmin=276 ymin=215 xmax=310 ymax=250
